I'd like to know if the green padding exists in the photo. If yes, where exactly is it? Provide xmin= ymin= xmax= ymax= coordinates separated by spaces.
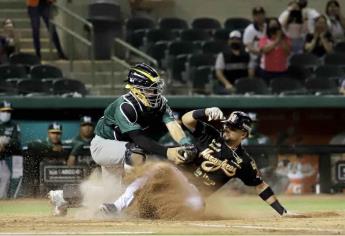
xmin=2 ymin=95 xmax=345 ymax=109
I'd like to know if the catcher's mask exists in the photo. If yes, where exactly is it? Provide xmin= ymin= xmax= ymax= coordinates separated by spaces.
xmin=126 ymin=63 xmax=164 ymax=109
xmin=221 ymin=111 xmax=252 ymax=137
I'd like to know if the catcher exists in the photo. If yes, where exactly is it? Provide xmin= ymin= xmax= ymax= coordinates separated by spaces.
xmin=99 ymin=108 xmax=295 ymax=217
xmin=48 ymin=63 xmax=191 ymax=216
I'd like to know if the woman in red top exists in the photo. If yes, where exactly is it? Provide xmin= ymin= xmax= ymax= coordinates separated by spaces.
xmin=259 ymin=18 xmax=292 ymax=83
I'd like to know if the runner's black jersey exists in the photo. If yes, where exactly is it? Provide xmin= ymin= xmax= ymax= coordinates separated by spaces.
xmin=184 ymin=121 xmax=263 ymax=194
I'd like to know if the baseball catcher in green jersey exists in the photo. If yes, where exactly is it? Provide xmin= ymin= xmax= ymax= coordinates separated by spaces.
xmin=48 ymin=63 xmax=194 ymax=216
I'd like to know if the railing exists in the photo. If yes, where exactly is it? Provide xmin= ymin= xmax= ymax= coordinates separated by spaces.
xmin=49 ymin=3 xmax=95 ymax=85
xmin=110 ymin=38 xmax=159 ymax=88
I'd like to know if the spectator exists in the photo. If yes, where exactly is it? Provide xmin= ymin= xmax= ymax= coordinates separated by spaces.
xmin=0 ymin=101 xmax=21 ymax=199
xmin=214 ymin=30 xmax=249 ymax=94
xmin=298 ymin=0 xmax=320 ymax=33
xmin=279 ymin=1 xmax=307 ymax=54
xmin=243 ymin=6 xmax=267 ymax=78
xmin=66 ymin=116 xmax=94 ymax=166
xmin=22 ymin=122 xmax=69 ymax=196
xmin=26 ymin=0 xmax=67 ymax=59
xmin=304 ymin=15 xmax=334 ymax=58
xmin=258 ymin=18 xmax=291 ymax=82
xmin=1 ymin=19 xmax=20 ymax=62
xmin=325 ymin=0 xmax=345 ymax=43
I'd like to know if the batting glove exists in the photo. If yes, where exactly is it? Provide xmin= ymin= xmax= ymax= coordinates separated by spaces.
xmin=205 ymin=107 xmax=224 ymax=121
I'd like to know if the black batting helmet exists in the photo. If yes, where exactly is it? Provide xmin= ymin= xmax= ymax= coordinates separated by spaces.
xmin=222 ymin=111 xmax=252 ymax=133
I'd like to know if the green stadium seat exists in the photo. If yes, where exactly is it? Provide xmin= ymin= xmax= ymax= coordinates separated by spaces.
xmin=30 ymin=65 xmax=63 ymax=80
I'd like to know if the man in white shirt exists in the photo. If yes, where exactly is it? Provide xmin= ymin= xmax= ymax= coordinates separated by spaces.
xmin=279 ymin=0 xmax=319 ymax=34
xmin=243 ymin=6 xmax=267 ymax=78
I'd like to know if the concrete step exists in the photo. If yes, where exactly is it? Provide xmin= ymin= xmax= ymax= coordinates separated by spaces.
xmin=20 ymin=38 xmax=50 ymax=49
xmin=72 ymin=71 xmax=127 ymax=86
xmin=21 ymin=48 xmax=59 ymax=60
xmin=1 ymin=18 xmax=31 ymax=28
xmin=17 ymin=28 xmax=50 ymax=38
xmin=45 ymin=60 xmax=126 ymax=74
xmin=0 ymin=0 xmax=26 ymax=9
xmin=0 ymin=9 xmax=27 ymax=19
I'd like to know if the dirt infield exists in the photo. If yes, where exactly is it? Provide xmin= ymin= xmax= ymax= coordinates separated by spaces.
xmin=1 ymin=195 xmax=345 ymax=235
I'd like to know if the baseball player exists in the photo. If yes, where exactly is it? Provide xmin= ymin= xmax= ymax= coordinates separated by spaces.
xmin=0 ymin=101 xmax=21 ymax=199
xmin=48 ymin=63 xmax=191 ymax=216
xmin=99 ymin=108 xmax=296 ymax=217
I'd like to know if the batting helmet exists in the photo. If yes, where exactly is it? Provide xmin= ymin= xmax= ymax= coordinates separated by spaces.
xmin=222 ymin=111 xmax=252 ymax=133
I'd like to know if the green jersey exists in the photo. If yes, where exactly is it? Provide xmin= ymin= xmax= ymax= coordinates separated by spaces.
xmin=95 ymin=93 xmax=175 ymax=141
xmin=0 ymin=120 xmax=21 ymax=159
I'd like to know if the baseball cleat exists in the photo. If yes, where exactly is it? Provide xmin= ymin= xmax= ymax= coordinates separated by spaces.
xmin=48 ymin=190 xmax=68 ymax=216
xmin=98 ymin=203 xmax=118 ymax=216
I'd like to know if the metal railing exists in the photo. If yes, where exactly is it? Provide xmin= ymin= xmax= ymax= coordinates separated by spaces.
xmin=49 ymin=3 xmax=95 ymax=85
xmin=110 ymin=38 xmax=159 ymax=88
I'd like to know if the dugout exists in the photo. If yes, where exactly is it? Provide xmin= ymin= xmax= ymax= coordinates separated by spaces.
xmin=4 ymin=95 xmax=345 ymax=194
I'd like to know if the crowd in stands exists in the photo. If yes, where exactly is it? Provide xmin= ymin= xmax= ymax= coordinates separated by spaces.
xmin=123 ymin=0 xmax=345 ymax=95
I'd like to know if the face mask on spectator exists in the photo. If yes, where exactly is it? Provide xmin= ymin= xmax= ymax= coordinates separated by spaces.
xmin=268 ymin=26 xmax=280 ymax=35
xmin=0 ymin=112 xmax=11 ymax=123
xmin=231 ymin=42 xmax=241 ymax=50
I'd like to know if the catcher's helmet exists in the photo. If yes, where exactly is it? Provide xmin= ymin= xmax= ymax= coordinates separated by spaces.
xmin=126 ymin=63 xmax=164 ymax=108
xmin=222 ymin=111 xmax=252 ymax=133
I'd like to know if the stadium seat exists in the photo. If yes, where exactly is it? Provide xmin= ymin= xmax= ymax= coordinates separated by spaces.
xmin=334 ymin=42 xmax=345 ymax=54
xmin=287 ymin=65 xmax=313 ymax=82
xmin=9 ymin=53 xmax=41 ymax=67
xmin=270 ymin=77 xmax=305 ymax=95
xmin=213 ymin=29 xmax=231 ymax=42
xmin=324 ymin=53 xmax=345 ymax=68
xmin=224 ymin=17 xmax=251 ymax=32
xmin=163 ymin=41 xmax=197 ymax=69
xmin=53 ymin=79 xmax=88 ymax=96
xmin=235 ymin=77 xmax=269 ymax=95
xmin=202 ymin=40 xmax=227 ymax=55
xmin=190 ymin=66 xmax=213 ymax=94
xmin=17 ymin=79 xmax=52 ymax=95
xmin=158 ymin=17 xmax=188 ymax=31
xmin=126 ymin=17 xmax=155 ymax=47
xmin=191 ymin=17 xmax=221 ymax=31
xmin=289 ymin=53 xmax=321 ymax=70
xmin=184 ymin=54 xmax=215 ymax=81
xmin=180 ymin=29 xmax=211 ymax=42
xmin=30 ymin=65 xmax=63 ymax=80
xmin=147 ymin=41 xmax=169 ymax=67
xmin=305 ymin=77 xmax=338 ymax=94
xmin=315 ymin=65 xmax=344 ymax=79
xmin=143 ymin=29 xmax=175 ymax=50
xmin=0 ymin=64 xmax=27 ymax=80
xmin=126 ymin=17 xmax=155 ymax=31
xmin=171 ymin=54 xmax=190 ymax=82
xmin=0 ymin=80 xmax=17 ymax=95
xmin=129 ymin=29 xmax=147 ymax=48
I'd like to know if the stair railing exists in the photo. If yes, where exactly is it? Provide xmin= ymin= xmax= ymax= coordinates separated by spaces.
xmin=49 ymin=2 xmax=95 ymax=85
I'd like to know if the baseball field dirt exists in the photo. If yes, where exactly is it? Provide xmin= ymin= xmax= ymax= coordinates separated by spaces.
xmin=0 ymin=195 xmax=344 ymax=235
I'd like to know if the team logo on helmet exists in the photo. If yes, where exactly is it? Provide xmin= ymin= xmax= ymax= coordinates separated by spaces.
xmin=126 ymin=63 xmax=164 ymax=108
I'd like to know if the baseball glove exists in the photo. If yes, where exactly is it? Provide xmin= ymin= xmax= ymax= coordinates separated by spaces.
xmin=177 ymin=144 xmax=198 ymax=163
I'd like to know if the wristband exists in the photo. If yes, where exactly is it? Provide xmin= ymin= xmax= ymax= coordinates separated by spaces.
xmin=192 ymin=109 xmax=207 ymax=120
xmin=270 ymin=200 xmax=287 ymax=215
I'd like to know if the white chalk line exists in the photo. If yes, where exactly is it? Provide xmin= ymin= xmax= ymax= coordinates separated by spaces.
xmin=0 ymin=232 xmax=154 ymax=235
xmin=189 ymin=223 xmax=344 ymax=234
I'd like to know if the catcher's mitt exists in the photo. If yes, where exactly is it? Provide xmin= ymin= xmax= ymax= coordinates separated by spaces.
xmin=177 ymin=144 xmax=198 ymax=163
